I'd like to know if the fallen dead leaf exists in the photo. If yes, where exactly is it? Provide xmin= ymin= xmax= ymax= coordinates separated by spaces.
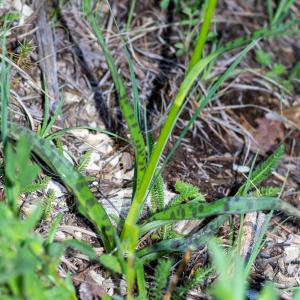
xmin=73 ymin=270 xmax=106 ymax=299
xmin=253 ymin=118 xmax=284 ymax=153
xmin=281 ymin=105 xmax=300 ymax=127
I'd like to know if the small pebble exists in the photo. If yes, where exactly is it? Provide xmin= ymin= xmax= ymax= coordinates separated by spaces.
xmin=233 ymin=164 xmax=250 ymax=173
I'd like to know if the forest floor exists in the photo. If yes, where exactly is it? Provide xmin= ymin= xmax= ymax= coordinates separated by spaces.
xmin=1 ymin=0 xmax=300 ymax=299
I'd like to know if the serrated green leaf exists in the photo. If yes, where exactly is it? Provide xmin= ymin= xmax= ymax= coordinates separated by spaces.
xmin=237 ymin=144 xmax=284 ymax=195
xmin=255 ymin=50 xmax=273 ymax=66
xmin=47 ymin=213 xmax=63 ymax=245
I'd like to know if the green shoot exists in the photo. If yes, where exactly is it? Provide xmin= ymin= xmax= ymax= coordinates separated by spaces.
xmin=42 ymin=188 xmax=55 ymax=219
xmin=271 ymin=0 xmax=296 ymax=26
xmin=149 ymin=259 xmax=173 ymax=300
xmin=208 ymin=240 xmax=248 ymax=300
xmin=39 ymin=94 xmax=64 ymax=138
xmin=4 ymin=138 xmax=40 ymax=213
xmin=126 ymin=0 xmax=137 ymax=31
xmin=187 ymin=0 xmax=217 ymax=72
xmin=1 ymin=24 xmax=9 ymax=146
xmin=76 ymin=150 xmax=93 ymax=173
xmin=21 ymin=175 xmax=51 ymax=193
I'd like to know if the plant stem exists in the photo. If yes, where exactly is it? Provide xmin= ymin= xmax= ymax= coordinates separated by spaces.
xmin=126 ymin=0 xmax=137 ymax=31
xmin=1 ymin=26 xmax=8 ymax=146
xmin=121 ymin=52 xmax=219 ymax=242
xmin=187 ymin=0 xmax=217 ymax=73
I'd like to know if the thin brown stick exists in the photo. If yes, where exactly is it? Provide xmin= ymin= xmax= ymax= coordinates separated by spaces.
xmin=34 ymin=0 xmax=60 ymax=111
xmin=162 ymin=248 xmax=193 ymax=300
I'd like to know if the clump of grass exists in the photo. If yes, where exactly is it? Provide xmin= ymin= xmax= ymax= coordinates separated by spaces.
xmin=11 ymin=40 xmax=34 ymax=71
xmin=42 ymin=188 xmax=55 ymax=219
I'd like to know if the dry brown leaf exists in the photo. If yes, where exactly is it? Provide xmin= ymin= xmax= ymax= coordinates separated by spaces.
xmin=73 ymin=270 xmax=106 ymax=299
xmin=281 ymin=105 xmax=300 ymax=127
xmin=253 ymin=118 xmax=284 ymax=153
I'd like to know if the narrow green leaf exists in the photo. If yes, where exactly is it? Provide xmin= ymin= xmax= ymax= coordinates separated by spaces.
xmin=257 ymin=283 xmax=278 ymax=300
xmin=135 ymin=258 xmax=148 ymax=300
xmin=86 ymin=14 xmax=147 ymax=189
xmin=41 ymin=95 xmax=64 ymax=138
xmin=126 ymin=224 xmax=139 ymax=299
xmin=99 ymin=254 xmax=122 ymax=274
xmin=148 ymin=196 xmax=300 ymax=222
xmin=272 ymin=0 xmax=295 ymax=26
xmin=187 ymin=0 xmax=217 ymax=72
xmin=1 ymin=25 xmax=9 ymax=146
xmin=138 ymin=215 xmax=227 ymax=261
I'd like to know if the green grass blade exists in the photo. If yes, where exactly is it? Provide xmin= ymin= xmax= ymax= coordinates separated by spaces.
xmin=272 ymin=0 xmax=295 ymax=26
xmin=128 ymin=53 xmax=142 ymax=129
xmin=235 ymin=153 xmax=260 ymax=254
xmin=99 ymin=254 xmax=123 ymax=274
xmin=41 ymin=94 xmax=64 ymax=138
xmin=257 ymin=283 xmax=278 ymax=300
xmin=1 ymin=27 xmax=9 ymax=146
xmin=135 ymin=257 xmax=148 ymax=299
xmin=64 ymin=239 xmax=98 ymax=261
xmin=126 ymin=224 xmax=139 ymax=300
xmin=245 ymin=212 xmax=272 ymax=276
xmin=267 ymin=0 xmax=274 ymax=24
xmin=82 ymin=0 xmax=92 ymax=16
xmin=104 ymin=1 xmax=142 ymax=128
xmin=160 ymin=42 xmax=256 ymax=177
xmin=126 ymin=0 xmax=137 ymax=31
xmin=187 ymin=0 xmax=217 ymax=72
